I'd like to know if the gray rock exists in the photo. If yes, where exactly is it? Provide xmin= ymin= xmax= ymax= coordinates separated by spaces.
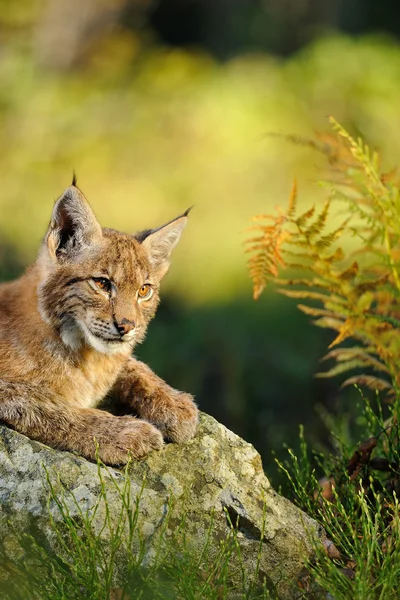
xmin=0 ymin=413 xmax=323 ymax=598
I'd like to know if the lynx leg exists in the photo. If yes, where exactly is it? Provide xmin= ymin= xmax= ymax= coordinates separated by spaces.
xmin=0 ymin=380 xmax=163 ymax=465
xmin=112 ymin=358 xmax=199 ymax=443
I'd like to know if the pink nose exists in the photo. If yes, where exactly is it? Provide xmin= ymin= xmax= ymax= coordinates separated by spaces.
xmin=117 ymin=319 xmax=135 ymax=336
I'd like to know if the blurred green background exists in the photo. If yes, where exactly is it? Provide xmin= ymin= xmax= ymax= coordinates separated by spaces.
xmin=1 ymin=0 xmax=400 ymax=476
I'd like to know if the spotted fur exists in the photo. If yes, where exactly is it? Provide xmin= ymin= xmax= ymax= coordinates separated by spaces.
xmin=0 ymin=183 xmax=198 ymax=465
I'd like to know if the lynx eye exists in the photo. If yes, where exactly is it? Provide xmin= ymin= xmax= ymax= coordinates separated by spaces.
xmin=138 ymin=284 xmax=153 ymax=301
xmin=93 ymin=277 xmax=111 ymax=293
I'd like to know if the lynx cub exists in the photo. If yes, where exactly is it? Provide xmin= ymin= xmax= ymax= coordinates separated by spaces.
xmin=0 ymin=179 xmax=198 ymax=465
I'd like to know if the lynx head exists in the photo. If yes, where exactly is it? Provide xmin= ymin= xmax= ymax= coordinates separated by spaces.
xmin=38 ymin=180 xmax=189 ymax=354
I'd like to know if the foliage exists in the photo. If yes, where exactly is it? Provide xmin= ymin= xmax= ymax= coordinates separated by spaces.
xmin=246 ymin=118 xmax=400 ymax=397
xmin=0 ymin=457 xmax=276 ymax=600
xmin=277 ymin=395 xmax=400 ymax=599
xmin=2 ymin=35 xmax=400 ymax=302
xmin=2 ymin=32 xmax=400 ymax=468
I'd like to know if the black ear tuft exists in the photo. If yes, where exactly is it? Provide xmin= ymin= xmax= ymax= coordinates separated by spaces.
xmin=72 ymin=171 xmax=78 ymax=187
xmin=136 ymin=210 xmax=189 ymax=279
xmin=134 ymin=228 xmax=153 ymax=243
xmin=134 ymin=208 xmax=192 ymax=244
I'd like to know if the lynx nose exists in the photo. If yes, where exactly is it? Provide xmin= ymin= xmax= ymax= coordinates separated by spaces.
xmin=116 ymin=318 xmax=135 ymax=336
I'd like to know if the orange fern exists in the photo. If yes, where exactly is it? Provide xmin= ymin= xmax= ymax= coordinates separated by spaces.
xmin=245 ymin=118 xmax=400 ymax=397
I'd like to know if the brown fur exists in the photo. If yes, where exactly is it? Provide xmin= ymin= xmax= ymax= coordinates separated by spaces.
xmin=0 ymin=182 xmax=198 ymax=465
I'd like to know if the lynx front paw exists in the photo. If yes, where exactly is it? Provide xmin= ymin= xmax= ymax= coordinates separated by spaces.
xmin=99 ymin=418 xmax=164 ymax=465
xmin=142 ymin=390 xmax=199 ymax=444
xmin=164 ymin=392 xmax=199 ymax=443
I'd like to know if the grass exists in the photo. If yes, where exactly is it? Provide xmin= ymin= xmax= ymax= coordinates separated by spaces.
xmin=0 ymin=456 xmax=276 ymax=600
xmin=2 ymin=399 xmax=400 ymax=599
xmin=277 ymin=394 xmax=400 ymax=599
xmin=3 ymin=396 xmax=400 ymax=599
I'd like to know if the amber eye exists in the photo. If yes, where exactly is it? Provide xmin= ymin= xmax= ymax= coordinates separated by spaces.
xmin=93 ymin=277 xmax=111 ymax=293
xmin=138 ymin=284 xmax=153 ymax=300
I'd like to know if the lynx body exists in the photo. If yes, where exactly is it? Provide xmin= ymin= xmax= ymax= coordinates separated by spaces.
xmin=0 ymin=181 xmax=198 ymax=465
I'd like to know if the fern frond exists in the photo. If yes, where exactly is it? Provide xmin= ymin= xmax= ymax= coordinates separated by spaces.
xmin=315 ymin=222 xmax=349 ymax=250
xmin=246 ymin=118 xmax=400 ymax=397
xmin=338 ymin=262 xmax=358 ymax=280
xmin=341 ymin=375 xmax=393 ymax=392
xmin=328 ymin=321 xmax=354 ymax=348
xmin=304 ymin=200 xmax=330 ymax=239
xmin=328 ymin=116 xmax=383 ymax=188
xmin=354 ymin=275 xmax=389 ymax=294
xmin=287 ymin=178 xmax=298 ymax=218
xmin=316 ymin=360 xmax=373 ymax=379
xmin=295 ymin=206 xmax=315 ymax=229
xmin=364 ymin=312 xmax=400 ymax=329
xmin=278 ymin=289 xmax=346 ymax=304
xmin=321 ymin=348 xmax=390 ymax=374
xmin=297 ymin=304 xmax=348 ymax=320
xmin=313 ymin=317 xmax=345 ymax=332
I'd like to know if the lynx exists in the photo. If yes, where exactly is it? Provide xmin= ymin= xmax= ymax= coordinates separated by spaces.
xmin=0 ymin=178 xmax=198 ymax=465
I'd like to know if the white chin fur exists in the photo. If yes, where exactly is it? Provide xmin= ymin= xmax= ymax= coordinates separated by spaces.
xmin=121 ymin=329 xmax=136 ymax=342
xmin=80 ymin=321 xmax=131 ymax=355
xmin=61 ymin=320 xmax=131 ymax=355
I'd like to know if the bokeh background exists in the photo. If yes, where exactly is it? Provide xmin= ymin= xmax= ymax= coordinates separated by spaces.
xmin=1 ymin=0 xmax=400 ymax=478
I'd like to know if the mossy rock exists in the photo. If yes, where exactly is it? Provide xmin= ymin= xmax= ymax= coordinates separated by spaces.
xmin=0 ymin=413 xmax=323 ymax=598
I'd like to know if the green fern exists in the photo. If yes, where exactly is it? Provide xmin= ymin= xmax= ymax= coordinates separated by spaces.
xmin=245 ymin=118 xmax=400 ymax=397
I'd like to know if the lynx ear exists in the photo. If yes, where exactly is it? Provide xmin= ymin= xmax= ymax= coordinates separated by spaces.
xmin=46 ymin=184 xmax=102 ymax=261
xmin=137 ymin=209 xmax=190 ymax=278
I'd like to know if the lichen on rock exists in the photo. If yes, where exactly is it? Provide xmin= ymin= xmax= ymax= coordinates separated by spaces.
xmin=0 ymin=413 xmax=323 ymax=598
